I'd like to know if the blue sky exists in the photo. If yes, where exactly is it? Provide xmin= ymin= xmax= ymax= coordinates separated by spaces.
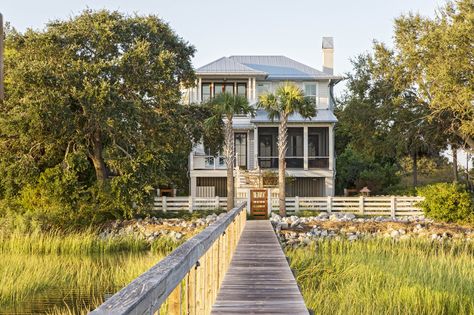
xmin=2 ymin=0 xmax=443 ymax=81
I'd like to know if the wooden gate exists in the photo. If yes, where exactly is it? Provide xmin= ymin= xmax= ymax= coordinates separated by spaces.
xmin=250 ymin=189 xmax=268 ymax=219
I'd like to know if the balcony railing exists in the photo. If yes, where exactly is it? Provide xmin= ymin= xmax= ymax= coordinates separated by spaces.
xmin=257 ymin=156 xmax=329 ymax=169
xmin=308 ymin=156 xmax=330 ymax=169
xmin=193 ymin=155 xmax=226 ymax=170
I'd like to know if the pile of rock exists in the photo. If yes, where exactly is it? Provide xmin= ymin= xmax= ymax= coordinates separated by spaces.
xmin=270 ymin=213 xmax=474 ymax=248
xmin=99 ymin=213 xmax=222 ymax=242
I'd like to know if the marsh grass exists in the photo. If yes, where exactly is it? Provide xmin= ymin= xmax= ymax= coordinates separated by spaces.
xmin=287 ymin=239 xmax=474 ymax=315
xmin=0 ymin=230 xmax=183 ymax=314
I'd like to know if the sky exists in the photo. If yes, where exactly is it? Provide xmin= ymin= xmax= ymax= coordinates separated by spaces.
xmin=2 ymin=0 xmax=444 ymax=82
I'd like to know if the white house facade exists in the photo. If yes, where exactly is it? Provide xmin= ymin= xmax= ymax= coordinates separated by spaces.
xmin=183 ymin=37 xmax=343 ymax=200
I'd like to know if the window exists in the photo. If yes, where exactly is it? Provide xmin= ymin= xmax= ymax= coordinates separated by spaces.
xmin=214 ymin=83 xmax=234 ymax=96
xmin=234 ymin=133 xmax=247 ymax=168
xmin=224 ymin=83 xmax=234 ymax=95
xmin=286 ymin=128 xmax=303 ymax=168
xmin=237 ymin=83 xmax=247 ymax=97
xmin=304 ymin=83 xmax=317 ymax=103
xmin=202 ymin=83 xmax=211 ymax=101
xmin=308 ymin=127 xmax=329 ymax=168
xmin=256 ymin=82 xmax=271 ymax=97
xmin=214 ymin=83 xmax=224 ymax=96
xmin=258 ymin=127 xmax=278 ymax=168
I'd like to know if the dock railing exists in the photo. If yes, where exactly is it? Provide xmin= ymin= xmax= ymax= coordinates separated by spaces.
xmin=90 ymin=202 xmax=247 ymax=315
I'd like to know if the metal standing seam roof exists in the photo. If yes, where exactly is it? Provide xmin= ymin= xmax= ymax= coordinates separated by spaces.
xmin=196 ymin=57 xmax=266 ymax=75
xmin=196 ymin=55 xmax=342 ymax=80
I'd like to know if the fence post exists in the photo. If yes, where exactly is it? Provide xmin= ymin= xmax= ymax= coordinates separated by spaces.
xmin=215 ymin=196 xmax=220 ymax=209
xmin=327 ymin=195 xmax=332 ymax=214
xmin=391 ymin=196 xmax=396 ymax=219
xmin=359 ymin=196 xmax=365 ymax=215
xmin=162 ymin=196 xmax=167 ymax=213
xmin=267 ymin=188 xmax=272 ymax=217
xmin=189 ymin=195 xmax=194 ymax=213
xmin=295 ymin=196 xmax=300 ymax=214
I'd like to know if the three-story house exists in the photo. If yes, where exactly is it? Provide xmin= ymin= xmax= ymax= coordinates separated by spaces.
xmin=182 ymin=37 xmax=343 ymax=201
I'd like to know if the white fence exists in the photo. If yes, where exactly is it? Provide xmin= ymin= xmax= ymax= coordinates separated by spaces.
xmin=153 ymin=193 xmax=425 ymax=217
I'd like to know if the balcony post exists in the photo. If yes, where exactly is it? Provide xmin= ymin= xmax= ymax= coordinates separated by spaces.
xmin=197 ymin=78 xmax=202 ymax=103
xmin=303 ymin=126 xmax=308 ymax=170
xmin=254 ymin=127 xmax=259 ymax=170
xmin=329 ymin=124 xmax=334 ymax=170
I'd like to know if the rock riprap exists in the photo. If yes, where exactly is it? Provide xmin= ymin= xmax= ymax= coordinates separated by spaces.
xmin=270 ymin=212 xmax=474 ymax=248
xmin=99 ymin=213 xmax=223 ymax=242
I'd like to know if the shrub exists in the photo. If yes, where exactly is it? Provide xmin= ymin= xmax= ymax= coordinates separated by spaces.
xmin=417 ymin=183 xmax=474 ymax=223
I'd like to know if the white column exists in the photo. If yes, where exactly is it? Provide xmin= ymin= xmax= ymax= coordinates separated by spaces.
xmin=325 ymin=177 xmax=334 ymax=197
xmin=190 ymin=176 xmax=197 ymax=198
xmin=254 ymin=126 xmax=259 ymax=169
xmin=303 ymin=126 xmax=308 ymax=170
xmin=328 ymin=124 xmax=334 ymax=171
xmin=197 ymin=78 xmax=202 ymax=103
xmin=248 ymin=78 xmax=252 ymax=103
xmin=252 ymin=78 xmax=256 ymax=101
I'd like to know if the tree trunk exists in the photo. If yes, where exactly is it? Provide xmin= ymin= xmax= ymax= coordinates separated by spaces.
xmin=412 ymin=151 xmax=418 ymax=187
xmin=452 ymin=145 xmax=458 ymax=182
xmin=224 ymin=118 xmax=234 ymax=211
xmin=277 ymin=112 xmax=288 ymax=217
xmin=90 ymin=130 xmax=108 ymax=182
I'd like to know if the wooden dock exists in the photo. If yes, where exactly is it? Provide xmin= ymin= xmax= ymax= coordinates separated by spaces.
xmin=211 ymin=220 xmax=309 ymax=315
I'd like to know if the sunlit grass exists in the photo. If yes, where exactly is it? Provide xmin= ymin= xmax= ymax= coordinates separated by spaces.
xmin=287 ymin=239 xmax=474 ymax=315
xmin=0 ymin=231 xmax=184 ymax=314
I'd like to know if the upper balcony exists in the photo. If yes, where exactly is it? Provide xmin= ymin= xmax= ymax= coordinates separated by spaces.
xmin=190 ymin=126 xmax=333 ymax=172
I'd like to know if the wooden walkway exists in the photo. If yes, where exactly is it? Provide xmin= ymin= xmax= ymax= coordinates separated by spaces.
xmin=211 ymin=220 xmax=309 ymax=315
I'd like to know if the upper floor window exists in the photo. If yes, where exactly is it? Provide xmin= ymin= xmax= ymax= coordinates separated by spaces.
xmin=202 ymin=83 xmax=211 ymax=102
xmin=256 ymin=82 xmax=271 ymax=97
xmin=304 ymin=83 xmax=317 ymax=103
xmin=237 ymin=83 xmax=247 ymax=97
xmin=214 ymin=83 xmax=234 ymax=96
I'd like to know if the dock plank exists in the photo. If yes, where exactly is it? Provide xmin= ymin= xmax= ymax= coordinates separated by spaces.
xmin=211 ymin=220 xmax=308 ymax=315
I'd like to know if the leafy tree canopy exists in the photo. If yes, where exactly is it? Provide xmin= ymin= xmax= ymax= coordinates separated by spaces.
xmin=0 ymin=10 xmax=207 ymax=227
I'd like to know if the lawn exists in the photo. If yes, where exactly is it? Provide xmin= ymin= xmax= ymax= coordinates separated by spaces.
xmin=286 ymin=239 xmax=474 ymax=315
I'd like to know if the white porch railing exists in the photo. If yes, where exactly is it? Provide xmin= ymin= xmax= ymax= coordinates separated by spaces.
xmin=153 ymin=194 xmax=425 ymax=218
xmin=192 ymin=155 xmax=227 ymax=170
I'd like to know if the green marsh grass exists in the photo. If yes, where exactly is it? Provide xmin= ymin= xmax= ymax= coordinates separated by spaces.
xmin=286 ymin=239 xmax=474 ymax=315
xmin=0 ymin=230 xmax=184 ymax=314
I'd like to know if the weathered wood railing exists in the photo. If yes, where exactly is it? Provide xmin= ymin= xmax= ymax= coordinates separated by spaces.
xmin=153 ymin=194 xmax=424 ymax=217
xmin=90 ymin=202 xmax=247 ymax=315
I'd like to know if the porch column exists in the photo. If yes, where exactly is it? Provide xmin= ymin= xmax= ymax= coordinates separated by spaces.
xmin=248 ymin=78 xmax=252 ymax=103
xmin=252 ymin=78 xmax=256 ymax=101
xmin=254 ymin=126 xmax=259 ymax=170
xmin=190 ymin=176 xmax=197 ymax=198
xmin=303 ymin=126 xmax=308 ymax=170
xmin=329 ymin=124 xmax=334 ymax=171
xmin=325 ymin=177 xmax=334 ymax=197
xmin=197 ymin=78 xmax=202 ymax=103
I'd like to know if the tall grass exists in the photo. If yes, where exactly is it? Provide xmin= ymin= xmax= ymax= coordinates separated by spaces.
xmin=286 ymin=239 xmax=474 ymax=315
xmin=0 ymin=230 xmax=149 ymax=255
xmin=0 ymin=231 xmax=184 ymax=314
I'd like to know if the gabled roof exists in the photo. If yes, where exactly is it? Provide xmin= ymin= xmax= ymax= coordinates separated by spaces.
xmin=196 ymin=55 xmax=341 ymax=80
xmin=196 ymin=57 xmax=266 ymax=76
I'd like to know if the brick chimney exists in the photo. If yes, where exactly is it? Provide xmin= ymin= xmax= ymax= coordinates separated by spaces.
xmin=322 ymin=37 xmax=334 ymax=75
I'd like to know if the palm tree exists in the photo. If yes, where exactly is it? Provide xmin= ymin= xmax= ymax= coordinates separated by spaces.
xmin=258 ymin=83 xmax=315 ymax=217
xmin=205 ymin=92 xmax=254 ymax=211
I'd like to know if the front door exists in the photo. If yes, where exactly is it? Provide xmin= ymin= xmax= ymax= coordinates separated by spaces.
xmin=250 ymin=189 xmax=268 ymax=219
